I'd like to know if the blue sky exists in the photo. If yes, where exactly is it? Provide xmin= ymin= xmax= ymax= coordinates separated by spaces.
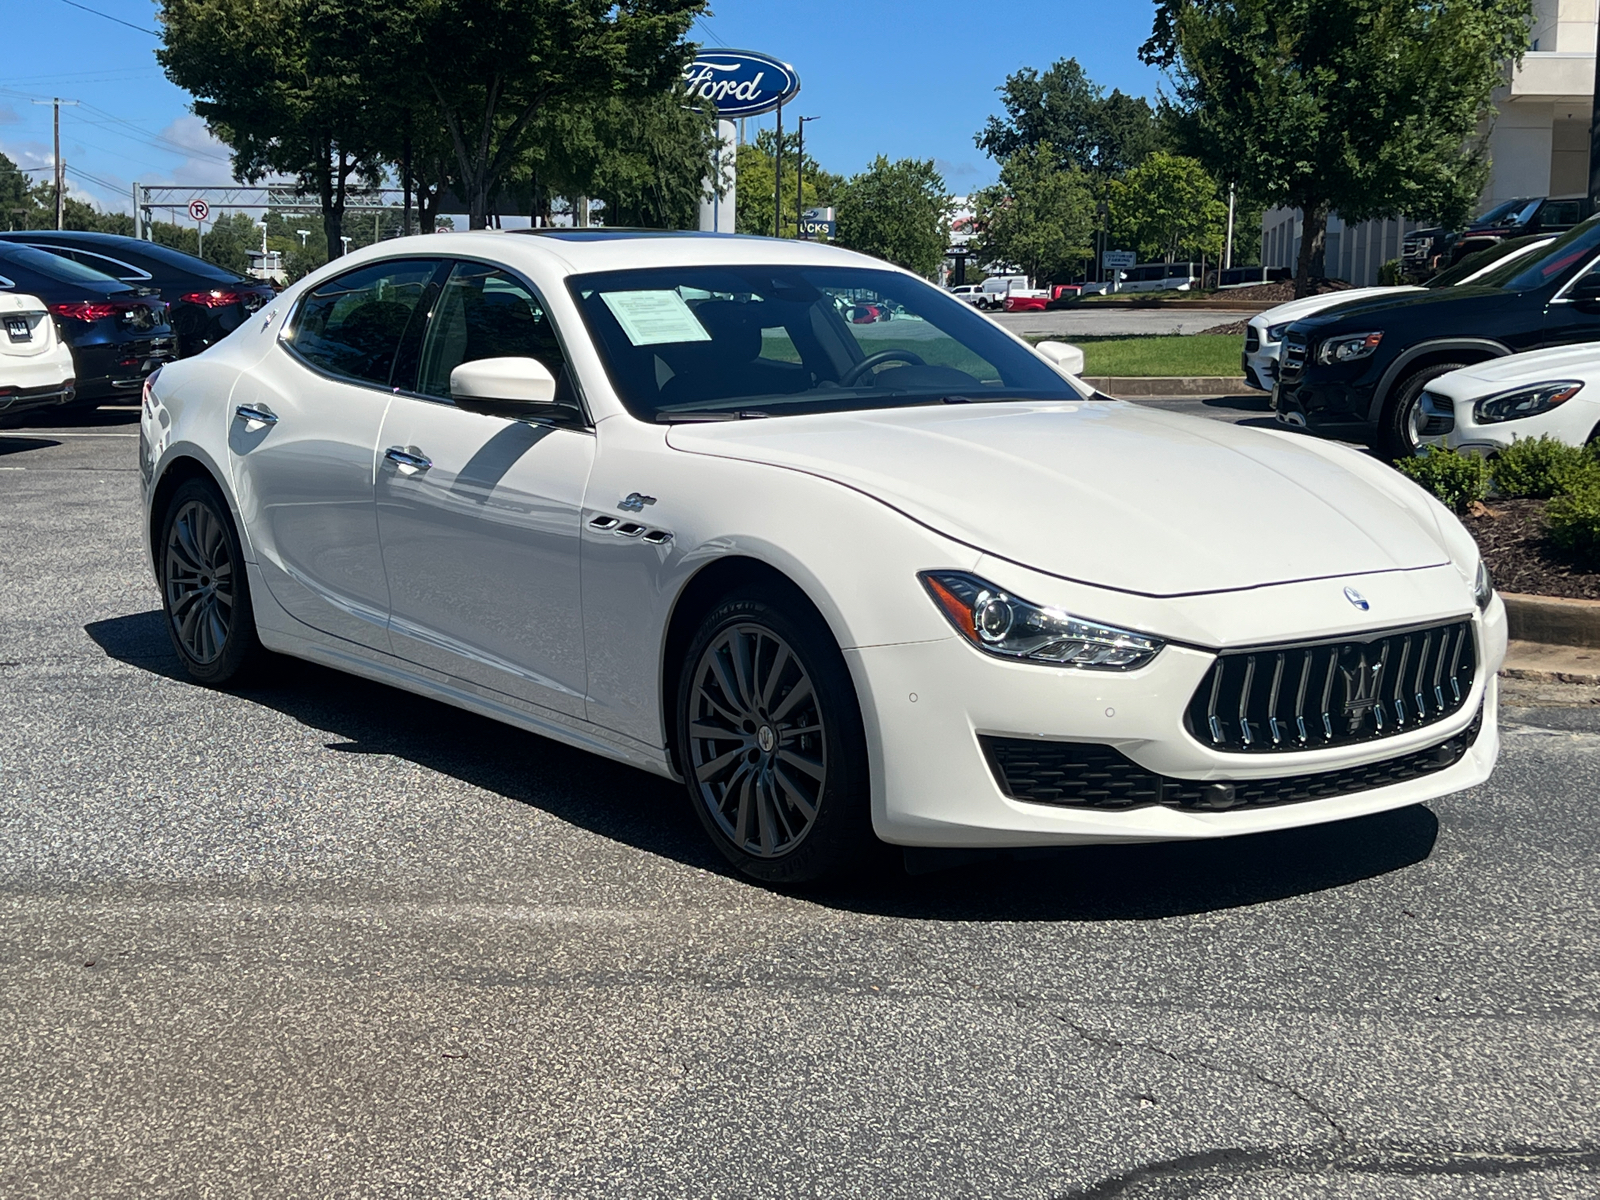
xmin=3 ymin=0 xmax=1168 ymax=217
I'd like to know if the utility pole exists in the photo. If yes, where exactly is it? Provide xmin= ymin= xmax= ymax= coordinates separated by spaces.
xmin=33 ymin=98 xmax=79 ymax=229
xmin=797 ymin=116 xmax=820 ymax=238
xmin=1224 ymin=182 xmax=1236 ymax=270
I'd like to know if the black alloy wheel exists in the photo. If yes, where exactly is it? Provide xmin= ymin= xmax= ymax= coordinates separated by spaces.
xmin=1381 ymin=361 xmax=1469 ymax=461
xmin=676 ymin=587 xmax=874 ymax=883
xmin=159 ymin=477 xmax=265 ymax=684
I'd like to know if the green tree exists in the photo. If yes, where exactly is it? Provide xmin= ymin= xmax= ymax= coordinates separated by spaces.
xmin=1107 ymin=151 xmax=1228 ymax=263
xmin=735 ymin=129 xmax=843 ymax=238
xmin=355 ymin=0 xmax=704 ymax=230
xmin=158 ymin=0 xmax=386 ymax=258
xmin=1142 ymin=0 xmax=1533 ymax=296
xmin=970 ymin=144 xmax=1095 ymax=284
xmin=835 ymin=156 xmax=952 ymax=277
xmin=976 ymin=58 xmax=1165 ymax=177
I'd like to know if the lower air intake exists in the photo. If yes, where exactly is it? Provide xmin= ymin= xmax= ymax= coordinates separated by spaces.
xmin=981 ymin=707 xmax=1482 ymax=812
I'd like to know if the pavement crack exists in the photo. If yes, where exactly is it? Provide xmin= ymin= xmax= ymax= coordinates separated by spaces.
xmin=1047 ymin=1010 xmax=1353 ymax=1147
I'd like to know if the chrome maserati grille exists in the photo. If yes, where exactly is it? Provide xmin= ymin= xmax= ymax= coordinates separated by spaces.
xmin=1186 ymin=619 xmax=1476 ymax=753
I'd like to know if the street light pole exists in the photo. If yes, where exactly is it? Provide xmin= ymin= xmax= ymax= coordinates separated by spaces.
xmin=797 ymin=116 xmax=820 ymax=238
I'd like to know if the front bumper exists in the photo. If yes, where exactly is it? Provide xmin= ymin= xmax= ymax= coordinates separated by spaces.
xmin=1274 ymin=375 xmax=1381 ymax=438
xmin=1440 ymin=389 xmax=1600 ymax=455
xmin=850 ymin=565 xmax=1506 ymax=847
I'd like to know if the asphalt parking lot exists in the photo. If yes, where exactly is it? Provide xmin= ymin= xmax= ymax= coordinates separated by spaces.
xmin=2 ymin=404 xmax=1598 ymax=1199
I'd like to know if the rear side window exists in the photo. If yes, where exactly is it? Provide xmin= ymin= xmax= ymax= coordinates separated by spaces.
xmin=287 ymin=260 xmax=438 ymax=386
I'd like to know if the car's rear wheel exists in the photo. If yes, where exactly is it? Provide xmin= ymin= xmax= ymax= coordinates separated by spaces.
xmin=1380 ymin=361 xmax=1469 ymax=461
xmin=675 ymin=588 xmax=874 ymax=884
xmin=159 ymin=477 xmax=265 ymax=685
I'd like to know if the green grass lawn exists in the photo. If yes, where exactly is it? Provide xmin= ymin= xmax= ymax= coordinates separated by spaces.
xmin=1039 ymin=334 xmax=1244 ymax=377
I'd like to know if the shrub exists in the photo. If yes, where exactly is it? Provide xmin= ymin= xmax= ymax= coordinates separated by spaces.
xmin=1546 ymin=481 xmax=1600 ymax=566
xmin=1395 ymin=447 xmax=1490 ymax=512
xmin=1377 ymin=258 xmax=1404 ymax=287
xmin=1489 ymin=435 xmax=1600 ymax=499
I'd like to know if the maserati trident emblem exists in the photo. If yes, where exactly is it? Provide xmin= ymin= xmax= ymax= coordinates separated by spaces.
xmin=1339 ymin=649 xmax=1385 ymax=731
xmin=618 ymin=493 xmax=657 ymax=513
xmin=1344 ymin=586 xmax=1370 ymax=611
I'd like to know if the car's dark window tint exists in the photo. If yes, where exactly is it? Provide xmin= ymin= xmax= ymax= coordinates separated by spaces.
xmin=288 ymin=259 xmax=437 ymax=386
xmin=415 ymin=261 xmax=575 ymax=405
xmin=1 ymin=245 xmax=124 ymax=287
xmin=1474 ymin=219 xmax=1600 ymax=291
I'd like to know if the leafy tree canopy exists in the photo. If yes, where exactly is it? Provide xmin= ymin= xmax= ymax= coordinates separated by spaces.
xmin=976 ymin=58 xmax=1166 ymax=176
xmin=734 ymin=128 xmax=845 ymax=238
xmin=971 ymin=144 xmax=1095 ymax=283
xmin=1142 ymin=0 xmax=1533 ymax=294
xmin=835 ymin=156 xmax=953 ymax=278
xmin=1107 ymin=151 xmax=1228 ymax=263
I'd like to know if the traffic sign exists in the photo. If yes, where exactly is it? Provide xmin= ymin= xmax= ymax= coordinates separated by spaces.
xmin=1101 ymin=250 xmax=1136 ymax=269
xmin=188 ymin=199 xmax=210 ymax=223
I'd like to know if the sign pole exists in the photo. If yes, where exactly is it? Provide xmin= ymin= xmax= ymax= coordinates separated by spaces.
xmin=773 ymin=100 xmax=783 ymax=239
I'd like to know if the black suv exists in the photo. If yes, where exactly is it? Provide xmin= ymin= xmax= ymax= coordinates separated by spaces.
xmin=1403 ymin=196 xmax=1586 ymax=280
xmin=1277 ymin=215 xmax=1600 ymax=458
xmin=0 ymin=231 xmax=275 ymax=358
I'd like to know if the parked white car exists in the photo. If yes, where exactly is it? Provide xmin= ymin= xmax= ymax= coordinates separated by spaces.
xmin=1243 ymin=236 xmax=1555 ymax=392
xmin=0 ymin=292 xmax=75 ymax=421
xmin=1421 ymin=342 xmax=1600 ymax=453
xmin=138 ymin=231 xmax=1504 ymax=881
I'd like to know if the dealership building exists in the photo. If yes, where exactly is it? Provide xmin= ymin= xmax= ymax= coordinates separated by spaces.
xmin=1262 ymin=0 xmax=1597 ymax=285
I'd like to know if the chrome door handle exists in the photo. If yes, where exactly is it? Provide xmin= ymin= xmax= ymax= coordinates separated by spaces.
xmin=234 ymin=404 xmax=278 ymax=426
xmin=383 ymin=446 xmax=432 ymax=473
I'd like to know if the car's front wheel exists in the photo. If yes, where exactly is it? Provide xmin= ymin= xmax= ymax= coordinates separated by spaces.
xmin=675 ymin=587 xmax=874 ymax=883
xmin=158 ymin=477 xmax=265 ymax=685
xmin=1381 ymin=361 xmax=1468 ymax=460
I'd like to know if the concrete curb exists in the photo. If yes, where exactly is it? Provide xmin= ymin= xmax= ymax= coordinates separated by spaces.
xmin=1499 ymin=640 xmax=1600 ymax=686
xmin=1083 ymin=376 xmax=1256 ymax=397
xmin=1501 ymin=592 xmax=1600 ymax=648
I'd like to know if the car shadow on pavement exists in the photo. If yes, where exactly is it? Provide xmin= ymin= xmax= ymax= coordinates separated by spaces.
xmin=0 ymin=435 xmax=62 ymax=456
xmin=4 ymin=402 xmax=140 ymax=431
xmin=87 ymin=609 xmax=1440 ymax=920
xmin=1201 ymin=395 xmax=1273 ymax=413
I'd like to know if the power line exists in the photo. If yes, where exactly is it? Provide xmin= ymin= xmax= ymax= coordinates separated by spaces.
xmin=64 ymin=162 xmax=123 ymax=193
xmin=693 ymin=17 xmax=726 ymax=47
xmin=55 ymin=0 xmax=160 ymax=37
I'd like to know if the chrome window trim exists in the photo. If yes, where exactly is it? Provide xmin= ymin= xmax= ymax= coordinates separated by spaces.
xmin=1545 ymin=249 xmax=1600 ymax=304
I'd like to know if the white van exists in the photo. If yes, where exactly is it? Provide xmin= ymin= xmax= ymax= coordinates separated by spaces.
xmin=1117 ymin=262 xmax=1201 ymax=294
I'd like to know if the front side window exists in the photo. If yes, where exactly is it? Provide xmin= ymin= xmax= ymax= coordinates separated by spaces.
xmin=569 ymin=264 xmax=1077 ymax=421
xmin=287 ymin=259 xmax=437 ymax=386
xmin=413 ymin=261 xmax=574 ymax=405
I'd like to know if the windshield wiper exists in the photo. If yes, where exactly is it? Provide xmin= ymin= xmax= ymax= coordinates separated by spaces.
xmin=654 ymin=409 xmax=769 ymax=423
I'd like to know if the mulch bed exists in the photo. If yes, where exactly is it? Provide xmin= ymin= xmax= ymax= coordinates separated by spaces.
xmin=1462 ymin=498 xmax=1600 ymax=600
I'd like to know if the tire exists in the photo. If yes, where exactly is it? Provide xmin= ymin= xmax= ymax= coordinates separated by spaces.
xmin=158 ymin=477 xmax=266 ymax=685
xmin=1380 ymin=361 xmax=1469 ymax=461
xmin=675 ymin=587 xmax=875 ymax=884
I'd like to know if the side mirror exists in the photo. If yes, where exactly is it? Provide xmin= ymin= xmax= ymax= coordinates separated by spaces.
xmin=1035 ymin=339 xmax=1085 ymax=377
xmin=450 ymin=356 xmax=558 ymax=418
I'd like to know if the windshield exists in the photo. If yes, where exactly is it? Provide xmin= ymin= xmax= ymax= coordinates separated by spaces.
xmin=1422 ymin=235 xmax=1554 ymax=288
xmin=0 ymin=245 xmax=128 ymax=288
xmin=1472 ymin=198 xmax=1537 ymax=228
xmin=568 ymin=265 xmax=1080 ymax=421
xmin=1459 ymin=218 xmax=1600 ymax=292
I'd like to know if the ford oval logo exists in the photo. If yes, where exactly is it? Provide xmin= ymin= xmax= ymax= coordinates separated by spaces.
xmin=682 ymin=49 xmax=801 ymax=118
xmin=1344 ymin=586 xmax=1370 ymax=611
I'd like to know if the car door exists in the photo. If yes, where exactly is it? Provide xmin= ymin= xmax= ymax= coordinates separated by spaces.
xmin=374 ymin=260 xmax=594 ymax=718
xmin=1542 ymin=253 xmax=1600 ymax=349
xmin=228 ymin=257 xmax=443 ymax=652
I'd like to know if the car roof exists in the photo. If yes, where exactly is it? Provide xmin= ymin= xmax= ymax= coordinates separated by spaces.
xmin=341 ymin=228 xmax=887 ymax=276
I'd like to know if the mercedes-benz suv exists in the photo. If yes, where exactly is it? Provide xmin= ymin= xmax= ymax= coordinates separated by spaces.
xmin=1276 ymin=215 xmax=1600 ymax=458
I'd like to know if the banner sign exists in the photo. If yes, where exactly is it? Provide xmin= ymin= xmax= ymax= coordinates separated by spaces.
xmin=683 ymin=49 xmax=801 ymax=118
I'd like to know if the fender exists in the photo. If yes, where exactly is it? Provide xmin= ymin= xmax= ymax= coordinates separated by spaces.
xmin=144 ymin=440 xmax=255 ymax=581
xmin=1369 ymin=337 xmax=1512 ymax=424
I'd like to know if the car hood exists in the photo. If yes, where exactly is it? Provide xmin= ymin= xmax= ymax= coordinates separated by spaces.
xmin=1435 ymin=342 xmax=1600 ymax=389
xmin=665 ymin=402 xmax=1450 ymax=597
xmin=1255 ymin=286 xmax=1418 ymax=328
xmin=1292 ymin=285 xmax=1508 ymax=332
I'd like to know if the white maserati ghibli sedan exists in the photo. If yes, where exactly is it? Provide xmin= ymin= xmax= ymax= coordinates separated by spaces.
xmin=138 ymin=230 xmax=1505 ymax=882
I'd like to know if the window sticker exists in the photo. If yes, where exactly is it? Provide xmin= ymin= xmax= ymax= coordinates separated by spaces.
xmin=600 ymin=289 xmax=713 ymax=346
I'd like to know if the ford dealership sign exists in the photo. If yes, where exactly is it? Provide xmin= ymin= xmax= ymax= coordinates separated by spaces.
xmin=682 ymin=49 xmax=800 ymax=118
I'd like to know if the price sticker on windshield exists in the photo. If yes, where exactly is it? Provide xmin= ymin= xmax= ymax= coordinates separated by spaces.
xmin=601 ymin=290 xmax=713 ymax=346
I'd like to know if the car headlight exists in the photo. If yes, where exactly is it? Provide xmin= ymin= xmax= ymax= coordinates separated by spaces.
xmin=1474 ymin=560 xmax=1493 ymax=610
xmin=1265 ymin=322 xmax=1290 ymax=343
xmin=919 ymin=571 xmax=1164 ymax=669
xmin=1315 ymin=331 xmax=1384 ymax=365
xmin=1472 ymin=380 xmax=1582 ymax=424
